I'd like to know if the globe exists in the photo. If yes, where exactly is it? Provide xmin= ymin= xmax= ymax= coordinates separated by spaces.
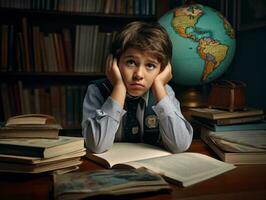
xmin=159 ymin=4 xmax=236 ymax=86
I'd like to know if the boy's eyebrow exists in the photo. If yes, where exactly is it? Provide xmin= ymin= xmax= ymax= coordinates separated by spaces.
xmin=146 ymin=58 xmax=160 ymax=65
xmin=124 ymin=55 xmax=159 ymax=65
xmin=124 ymin=55 xmax=136 ymax=58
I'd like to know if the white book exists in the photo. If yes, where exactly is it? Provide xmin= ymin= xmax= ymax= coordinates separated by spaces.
xmin=86 ymin=143 xmax=236 ymax=187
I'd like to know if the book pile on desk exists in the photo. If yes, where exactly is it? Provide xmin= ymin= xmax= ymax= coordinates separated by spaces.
xmin=189 ymin=107 xmax=266 ymax=164
xmin=0 ymin=114 xmax=85 ymax=173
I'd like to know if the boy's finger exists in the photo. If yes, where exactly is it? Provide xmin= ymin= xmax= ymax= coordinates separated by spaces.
xmin=106 ymin=54 xmax=112 ymax=73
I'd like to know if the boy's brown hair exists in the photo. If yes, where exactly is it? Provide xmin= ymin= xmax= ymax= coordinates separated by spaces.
xmin=110 ymin=21 xmax=172 ymax=69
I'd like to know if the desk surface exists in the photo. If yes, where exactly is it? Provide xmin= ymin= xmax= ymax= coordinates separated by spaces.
xmin=0 ymin=140 xmax=266 ymax=200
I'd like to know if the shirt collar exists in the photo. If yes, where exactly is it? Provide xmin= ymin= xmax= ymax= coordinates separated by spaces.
xmin=126 ymin=90 xmax=150 ymax=108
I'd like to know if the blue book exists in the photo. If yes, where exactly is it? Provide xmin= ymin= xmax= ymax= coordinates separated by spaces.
xmin=195 ymin=119 xmax=266 ymax=132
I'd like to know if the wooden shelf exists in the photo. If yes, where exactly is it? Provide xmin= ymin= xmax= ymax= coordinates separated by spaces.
xmin=0 ymin=1 xmax=165 ymax=133
xmin=0 ymin=72 xmax=105 ymax=83
xmin=0 ymin=8 xmax=157 ymax=24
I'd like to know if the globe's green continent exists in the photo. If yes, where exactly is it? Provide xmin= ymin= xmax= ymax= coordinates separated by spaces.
xmin=159 ymin=4 xmax=236 ymax=86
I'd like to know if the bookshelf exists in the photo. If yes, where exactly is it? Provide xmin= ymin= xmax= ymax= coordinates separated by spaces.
xmin=0 ymin=0 xmax=168 ymax=135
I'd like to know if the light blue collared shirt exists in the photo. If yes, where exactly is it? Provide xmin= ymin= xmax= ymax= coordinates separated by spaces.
xmin=82 ymin=83 xmax=193 ymax=153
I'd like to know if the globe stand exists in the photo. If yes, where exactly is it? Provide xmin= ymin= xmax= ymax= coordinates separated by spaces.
xmin=174 ymin=85 xmax=209 ymax=108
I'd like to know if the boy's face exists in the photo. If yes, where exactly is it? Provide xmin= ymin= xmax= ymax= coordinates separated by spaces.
xmin=118 ymin=48 xmax=161 ymax=97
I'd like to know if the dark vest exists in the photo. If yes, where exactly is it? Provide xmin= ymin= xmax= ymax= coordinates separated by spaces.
xmin=91 ymin=78 xmax=160 ymax=145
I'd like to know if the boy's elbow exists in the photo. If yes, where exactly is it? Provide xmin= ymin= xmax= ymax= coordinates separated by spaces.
xmin=170 ymin=141 xmax=191 ymax=153
xmin=85 ymin=138 xmax=112 ymax=154
xmin=166 ymin=132 xmax=193 ymax=153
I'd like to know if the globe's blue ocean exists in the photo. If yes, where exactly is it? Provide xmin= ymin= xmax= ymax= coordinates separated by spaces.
xmin=159 ymin=4 xmax=236 ymax=86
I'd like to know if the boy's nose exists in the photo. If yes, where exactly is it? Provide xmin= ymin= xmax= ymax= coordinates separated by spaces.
xmin=133 ymin=67 xmax=144 ymax=81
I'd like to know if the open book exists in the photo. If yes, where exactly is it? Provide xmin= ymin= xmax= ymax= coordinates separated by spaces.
xmin=86 ymin=143 xmax=236 ymax=187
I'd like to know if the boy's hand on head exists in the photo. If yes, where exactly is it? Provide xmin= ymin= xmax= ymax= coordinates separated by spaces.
xmin=105 ymin=55 xmax=126 ymax=89
xmin=106 ymin=55 xmax=127 ymax=106
xmin=151 ymin=62 xmax=172 ymax=102
xmin=153 ymin=62 xmax=172 ymax=87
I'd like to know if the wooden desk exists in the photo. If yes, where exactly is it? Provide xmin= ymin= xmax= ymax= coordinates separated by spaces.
xmin=0 ymin=140 xmax=265 ymax=200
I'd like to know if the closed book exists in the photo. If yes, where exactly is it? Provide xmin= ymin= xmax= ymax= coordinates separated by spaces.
xmin=189 ymin=107 xmax=264 ymax=120
xmin=192 ymin=115 xmax=265 ymax=126
xmin=0 ymin=136 xmax=84 ymax=158
xmin=1 ymin=114 xmax=62 ymax=139
xmin=194 ymin=118 xmax=266 ymax=132
xmin=206 ymin=129 xmax=266 ymax=151
xmin=0 ymin=125 xmax=61 ymax=139
xmin=0 ymin=158 xmax=82 ymax=174
xmin=201 ymin=127 xmax=266 ymax=164
xmin=0 ymin=149 xmax=86 ymax=164
xmin=4 ymin=114 xmax=59 ymax=127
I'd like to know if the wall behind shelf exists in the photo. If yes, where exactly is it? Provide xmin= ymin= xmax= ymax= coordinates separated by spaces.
xmin=222 ymin=26 xmax=266 ymax=111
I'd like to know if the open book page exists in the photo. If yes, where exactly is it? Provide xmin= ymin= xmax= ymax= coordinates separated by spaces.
xmin=114 ymin=153 xmax=236 ymax=187
xmin=209 ymin=130 xmax=266 ymax=149
xmin=86 ymin=143 xmax=172 ymax=168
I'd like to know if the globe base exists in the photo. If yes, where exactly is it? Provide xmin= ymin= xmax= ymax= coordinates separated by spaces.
xmin=177 ymin=87 xmax=207 ymax=108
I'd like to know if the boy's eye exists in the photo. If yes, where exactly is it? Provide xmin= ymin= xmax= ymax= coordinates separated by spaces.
xmin=126 ymin=59 xmax=136 ymax=67
xmin=146 ymin=64 xmax=156 ymax=71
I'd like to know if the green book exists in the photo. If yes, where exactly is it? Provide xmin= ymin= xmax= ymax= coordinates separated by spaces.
xmin=0 ymin=136 xmax=84 ymax=158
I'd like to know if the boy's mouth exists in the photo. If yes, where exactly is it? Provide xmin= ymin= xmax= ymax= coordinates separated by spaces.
xmin=130 ymin=83 xmax=145 ymax=88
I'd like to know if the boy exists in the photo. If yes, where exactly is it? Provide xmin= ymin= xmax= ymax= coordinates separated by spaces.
xmin=82 ymin=21 xmax=193 ymax=154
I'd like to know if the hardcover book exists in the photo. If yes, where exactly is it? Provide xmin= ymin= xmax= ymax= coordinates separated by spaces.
xmin=0 ymin=158 xmax=82 ymax=174
xmin=0 ymin=149 xmax=86 ymax=164
xmin=0 ymin=114 xmax=62 ymax=139
xmin=189 ymin=107 xmax=264 ymax=120
xmin=0 ymin=136 xmax=84 ymax=158
xmin=192 ymin=115 xmax=265 ymax=126
xmin=85 ymin=143 xmax=236 ymax=187
xmin=207 ymin=129 xmax=266 ymax=150
xmin=193 ymin=117 xmax=266 ymax=132
xmin=5 ymin=114 xmax=58 ymax=125
xmin=201 ymin=127 xmax=266 ymax=164
xmin=54 ymin=169 xmax=171 ymax=200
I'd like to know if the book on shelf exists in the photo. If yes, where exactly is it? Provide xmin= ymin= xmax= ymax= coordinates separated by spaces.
xmin=0 ymin=114 xmax=62 ymax=139
xmin=85 ymin=143 xmax=236 ymax=187
xmin=189 ymin=107 xmax=264 ymax=120
xmin=54 ymin=168 xmax=171 ymax=200
xmin=193 ymin=117 xmax=266 ymax=132
xmin=0 ymin=136 xmax=84 ymax=158
xmin=201 ymin=127 xmax=266 ymax=164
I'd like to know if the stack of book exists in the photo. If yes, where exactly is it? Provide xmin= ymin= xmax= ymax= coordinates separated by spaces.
xmin=189 ymin=107 xmax=266 ymax=164
xmin=0 ymin=114 xmax=85 ymax=173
